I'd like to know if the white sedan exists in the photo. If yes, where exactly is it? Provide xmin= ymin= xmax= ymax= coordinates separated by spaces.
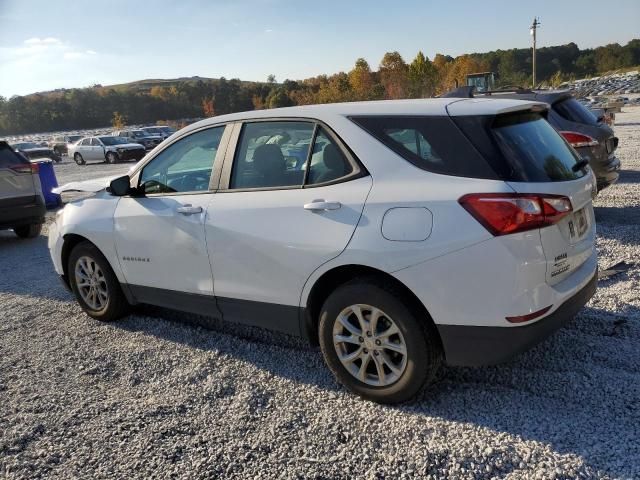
xmin=69 ymin=136 xmax=146 ymax=165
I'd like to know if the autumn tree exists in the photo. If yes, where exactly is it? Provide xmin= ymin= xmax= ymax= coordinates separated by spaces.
xmin=111 ymin=111 xmax=127 ymax=129
xmin=379 ymin=51 xmax=409 ymax=99
xmin=202 ymin=98 xmax=215 ymax=117
xmin=408 ymin=51 xmax=437 ymax=98
xmin=348 ymin=58 xmax=375 ymax=100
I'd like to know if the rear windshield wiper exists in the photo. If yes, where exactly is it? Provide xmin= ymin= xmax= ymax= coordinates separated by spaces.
xmin=572 ymin=159 xmax=589 ymax=172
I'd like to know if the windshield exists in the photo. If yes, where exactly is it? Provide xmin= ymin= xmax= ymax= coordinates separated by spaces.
xmin=144 ymin=128 xmax=160 ymax=133
xmin=100 ymin=136 xmax=129 ymax=145
xmin=554 ymin=98 xmax=599 ymax=126
xmin=131 ymin=130 xmax=146 ymax=138
xmin=160 ymin=127 xmax=174 ymax=133
xmin=13 ymin=142 xmax=40 ymax=149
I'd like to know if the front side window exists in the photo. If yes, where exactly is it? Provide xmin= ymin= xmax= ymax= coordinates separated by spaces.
xmin=230 ymin=121 xmax=315 ymax=189
xmin=139 ymin=126 xmax=224 ymax=194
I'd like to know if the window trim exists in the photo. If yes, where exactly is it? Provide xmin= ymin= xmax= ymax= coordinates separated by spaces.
xmin=129 ymin=123 xmax=232 ymax=198
xmin=217 ymin=117 xmax=367 ymax=193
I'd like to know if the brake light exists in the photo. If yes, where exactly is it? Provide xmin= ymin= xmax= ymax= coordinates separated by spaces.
xmin=560 ymin=131 xmax=598 ymax=148
xmin=9 ymin=163 xmax=39 ymax=174
xmin=459 ymin=193 xmax=572 ymax=236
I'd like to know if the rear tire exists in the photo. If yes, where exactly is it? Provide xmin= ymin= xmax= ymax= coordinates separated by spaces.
xmin=318 ymin=278 xmax=442 ymax=404
xmin=68 ymin=241 xmax=130 ymax=322
xmin=74 ymin=153 xmax=85 ymax=165
xmin=13 ymin=223 xmax=42 ymax=238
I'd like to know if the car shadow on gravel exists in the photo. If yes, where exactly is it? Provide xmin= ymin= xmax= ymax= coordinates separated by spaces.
xmin=594 ymin=205 xmax=640 ymax=227
xmin=107 ymin=300 xmax=639 ymax=478
xmin=0 ymin=233 xmax=72 ymax=301
xmin=613 ymin=169 xmax=640 ymax=184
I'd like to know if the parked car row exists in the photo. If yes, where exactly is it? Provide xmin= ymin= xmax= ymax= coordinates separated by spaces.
xmin=50 ymin=97 xmax=600 ymax=403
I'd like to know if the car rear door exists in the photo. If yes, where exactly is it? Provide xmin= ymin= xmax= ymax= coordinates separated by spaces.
xmin=205 ymin=120 xmax=371 ymax=335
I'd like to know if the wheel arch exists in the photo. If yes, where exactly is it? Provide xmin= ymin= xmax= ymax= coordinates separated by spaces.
xmin=303 ymin=264 xmax=442 ymax=348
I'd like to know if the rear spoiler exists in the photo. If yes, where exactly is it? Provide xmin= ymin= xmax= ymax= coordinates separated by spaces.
xmin=440 ymin=86 xmax=535 ymax=98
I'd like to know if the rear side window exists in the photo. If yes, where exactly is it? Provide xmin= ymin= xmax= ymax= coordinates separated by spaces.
xmin=553 ymin=98 xmax=599 ymax=126
xmin=0 ymin=144 xmax=27 ymax=167
xmin=350 ymin=116 xmax=498 ymax=179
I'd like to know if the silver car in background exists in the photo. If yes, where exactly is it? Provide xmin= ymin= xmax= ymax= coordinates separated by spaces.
xmin=69 ymin=136 xmax=146 ymax=165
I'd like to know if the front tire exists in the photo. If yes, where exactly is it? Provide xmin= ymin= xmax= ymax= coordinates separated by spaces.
xmin=68 ymin=242 xmax=130 ymax=322
xmin=13 ymin=223 xmax=42 ymax=238
xmin=74 ymin=153 xmax=85 ymax=165
xmin=106 ymin=152 xmax=119 ymax=164
xmin=318 ymin=278 xmax=442 ymax=404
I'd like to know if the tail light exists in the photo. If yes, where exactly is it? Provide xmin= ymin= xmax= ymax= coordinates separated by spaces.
xmin=9 ymin=163 xmax=39 ymax=174
xmin=559 ymin=131 xmax=598 ymax=148
xmin=459 ymin=193 xmax=572 ymax=236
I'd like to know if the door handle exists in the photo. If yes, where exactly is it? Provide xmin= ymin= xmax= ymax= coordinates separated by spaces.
xmin=304 ymin=200 xmax=341 ymax=211
xmin=176 ymin=204 xmax=203 ymax=215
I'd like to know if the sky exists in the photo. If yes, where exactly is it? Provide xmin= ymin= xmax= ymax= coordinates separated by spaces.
xmin=0 ymin=0 xmax=638 ymax=97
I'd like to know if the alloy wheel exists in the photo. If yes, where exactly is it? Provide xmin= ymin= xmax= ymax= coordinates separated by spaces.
xmin=74 ymin=256 xmax=108 ymax=310
xmin=332 ymin=304 xmax=408 ymax=387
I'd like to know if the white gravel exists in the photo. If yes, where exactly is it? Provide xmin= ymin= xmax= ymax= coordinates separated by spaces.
xmin=1 ymin=111 xmax=639 ymax=479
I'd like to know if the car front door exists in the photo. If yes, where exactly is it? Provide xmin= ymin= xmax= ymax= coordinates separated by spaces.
xmin=113 ymin=125 xmax=229 ymax=314
xmin=205 ymin=120 xmax=372 ymax=335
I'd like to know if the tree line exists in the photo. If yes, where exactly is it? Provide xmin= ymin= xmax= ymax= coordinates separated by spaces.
xmin=1 ymin=39 xmax=638 ymax=135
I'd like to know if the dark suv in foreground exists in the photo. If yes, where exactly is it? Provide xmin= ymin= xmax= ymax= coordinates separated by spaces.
xmin=0 ymin=142 xmax=45 ymax=238
xmin=443 ymin=88 xmax=620 ymax=191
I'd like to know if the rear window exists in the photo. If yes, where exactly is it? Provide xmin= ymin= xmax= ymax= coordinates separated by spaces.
xmin=0 ymin=144 xmax=28 ymax=168
xmin=490 ymin=113 xmax=585 ymax=182
xmin=350 ymin=116 xmax=498 ymax=179
xmin=553 ymin=98 xmax=599 ymax=126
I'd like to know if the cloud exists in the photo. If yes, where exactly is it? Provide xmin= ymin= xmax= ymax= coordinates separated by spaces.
xmin=0 ymin=37 xmax=98 ymax=64
xmin=264 ymin=29 xmax=273 ymax=33
xmin=24 ymin=37 xmax=63 ymax=46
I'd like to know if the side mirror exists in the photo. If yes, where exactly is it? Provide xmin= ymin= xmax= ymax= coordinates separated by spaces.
xmin=107 ymin=175 xmax=132 ymax=196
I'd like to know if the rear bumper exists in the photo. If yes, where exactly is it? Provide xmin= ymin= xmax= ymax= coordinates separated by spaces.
xmin=595 ymin=156 xmax=620 ymax=191
xmin=437 ymin=271 xmax=597 ymax=366
xmin=0 ymin=194 xmax=46 ymax=229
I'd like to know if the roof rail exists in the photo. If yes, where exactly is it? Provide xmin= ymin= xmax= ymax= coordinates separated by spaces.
xmin=439 ymin=86 xmax=534 ymax=98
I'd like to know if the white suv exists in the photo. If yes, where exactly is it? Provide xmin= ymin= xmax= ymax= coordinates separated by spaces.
xmin=49 ymin=99 xmax=598 ymax=403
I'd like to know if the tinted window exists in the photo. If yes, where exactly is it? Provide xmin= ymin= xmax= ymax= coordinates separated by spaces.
xmin=230 ymin=121 xmax=314 ymax=189
xmin=554 ymin=98 xmax=599 ymax=126
xmin=491 ymin=113 xmax=585 ymax=181
xmin=307 ymin=128 xmax=353 ymax=185
xmin=351 ymin=116 xmax=497 ymax=179
xmin=140 ymin=126 xmax=224 ymax=194
xmin=0 ymin=144 xmax=27 ymax=168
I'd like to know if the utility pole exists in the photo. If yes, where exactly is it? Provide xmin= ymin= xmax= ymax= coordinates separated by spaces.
xmin=530 ymin=17 xmax=541 ymax=88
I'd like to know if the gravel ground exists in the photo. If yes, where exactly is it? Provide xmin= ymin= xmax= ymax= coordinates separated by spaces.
xmin=1 ymin=111 xmax=639 ymax=479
